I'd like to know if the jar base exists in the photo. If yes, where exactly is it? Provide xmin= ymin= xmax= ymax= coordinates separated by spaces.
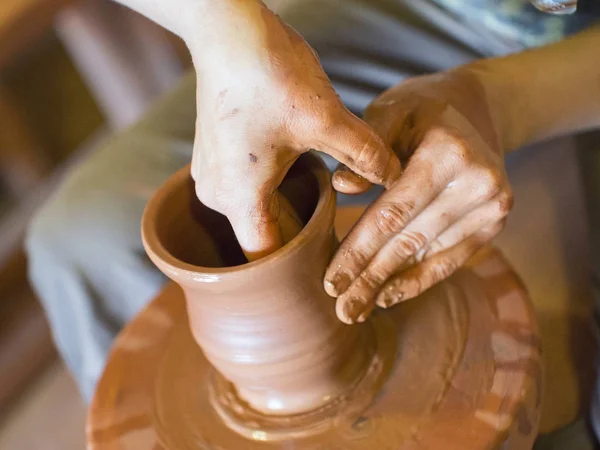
xmin=206 ymin=316 xmax=395 ymax=442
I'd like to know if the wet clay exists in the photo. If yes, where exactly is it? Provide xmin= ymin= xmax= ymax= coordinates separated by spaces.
xmin=142 ymin=154 xmax=374 ymax=416
xmin=88 ymin=248 xmax=541 ymax=449
xmin=90 ymin=153 xmax=541 ymax=449
xmin=276 ymin=193 xmax=303 ymax=246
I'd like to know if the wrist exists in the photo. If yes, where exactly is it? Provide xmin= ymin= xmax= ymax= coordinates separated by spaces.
xmin=456 ymin=60 xmax=525 ymax=153
xmin=182 ymin=0 xmax=267 ymax=62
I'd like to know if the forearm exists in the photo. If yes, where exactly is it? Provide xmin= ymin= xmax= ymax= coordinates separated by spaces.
xmin=466 ymin=25 xmax=600 ymax=152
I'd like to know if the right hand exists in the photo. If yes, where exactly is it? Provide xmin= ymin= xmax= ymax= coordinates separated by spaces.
xmin=188 ymin=2 xmax=400 ymax=260
xmin=324 ymin=70 xmax=513 ymax=324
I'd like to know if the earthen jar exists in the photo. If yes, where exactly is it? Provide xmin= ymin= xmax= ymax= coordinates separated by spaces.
xmin=142 ymin=153 xmax=372 ymax=416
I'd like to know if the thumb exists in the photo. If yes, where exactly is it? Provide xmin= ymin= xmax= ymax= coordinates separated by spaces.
xmin=226 ymin=192 xmax=303 ymax=262
xmin=332 ymin=163 xmax=373 ymax=195
xmin=312 ymin=108 xmax=401 ymax=190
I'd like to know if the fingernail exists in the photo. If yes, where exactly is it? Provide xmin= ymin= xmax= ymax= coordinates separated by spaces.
xmin=356 ymin=303 xmax=375 ymax=323
xmin=341 ymin=298 xmax=366 ymax=324
xmin=332 ymin=170 xmax=371 ymax=194
xmin=325 ymin=271 xmax=352 ymax=297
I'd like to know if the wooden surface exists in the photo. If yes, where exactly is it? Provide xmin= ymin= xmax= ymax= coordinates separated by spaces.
xmin=0 ymin=362 xmax=86 ymax=449
xmin=0 ymin=0 xmax=185 ymax=412
xmin=55 ymin=0 xmax=184 ymax=129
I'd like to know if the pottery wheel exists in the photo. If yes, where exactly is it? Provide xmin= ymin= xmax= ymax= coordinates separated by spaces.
xmin=87 ymin=246 xmax=541 ymax=450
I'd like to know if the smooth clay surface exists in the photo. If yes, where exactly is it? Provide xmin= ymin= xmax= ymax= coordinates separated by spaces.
xmin=89 ymin=153 xmax=542 ymax=449
xmin=141 ymin=154 xmax=374 ymax=417
xmin=90 ymin=220 xmax=541 ymax=448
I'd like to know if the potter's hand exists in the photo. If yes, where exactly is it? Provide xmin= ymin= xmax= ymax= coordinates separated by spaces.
xmin=325 ymin=70 xmax=513 ymax=324
xmin=190 ymin=4 xmax=400 ymax=260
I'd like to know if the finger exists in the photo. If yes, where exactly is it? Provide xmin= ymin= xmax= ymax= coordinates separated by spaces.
xmin=333 ymin=179 xmax=489 ymax=323
xmin=425 ymin=193 xmax=512 ymax=258
xmin=311 ymin=108 xmax=401 ymax=188
xmin=336 ymin=293 xmax=377 ymax=325
xmin=332 ymin=164 xmax=373 ymax=194
xmin=324 ymin=144 xmax=454 ymax=298
xmin=222 ymin=191 xmax=302 ymax=262
xmin=374 ymin=221 xmax=504 ymax=309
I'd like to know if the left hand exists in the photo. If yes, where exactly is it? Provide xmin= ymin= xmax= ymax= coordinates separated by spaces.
xmin=188 ymin=3 xmax=400 ymax=260
xmin=324 ymin=69 xmax=514 ymax=324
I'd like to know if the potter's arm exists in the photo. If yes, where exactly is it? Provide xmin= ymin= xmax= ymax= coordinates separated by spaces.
xmin=470 ymin=25 xmax=600 ymax=152
xmin=324 ymin=24 xmax=600 ymax=325
xmin=111 ymin=0 xmax=400 ymax=260
xmin=112 ymin=0 xmax=269 ymax=56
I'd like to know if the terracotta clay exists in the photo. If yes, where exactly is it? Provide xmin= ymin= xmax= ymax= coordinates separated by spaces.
xmin=89 ymin=153 xmax=541 ymax=449
xmin=143 ymin=154 xmax=373 ymax=416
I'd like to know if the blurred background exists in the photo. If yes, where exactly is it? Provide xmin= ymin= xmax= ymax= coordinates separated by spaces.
xmin=0 ymin=0 xmax=191 ymax=448
xmin=0 ymin=0 xmax=596 ymax=449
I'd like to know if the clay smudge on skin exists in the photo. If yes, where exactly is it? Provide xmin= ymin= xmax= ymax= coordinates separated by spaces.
xmin=377 ymin=289 xmax=404 ymax=308
xmin=219 ymin=108 xmax=240 ymax=121
xmin=341 ymin=298 xmax=366 ymax=324
xmin=324 ymin=270 xmax=352 ymax=297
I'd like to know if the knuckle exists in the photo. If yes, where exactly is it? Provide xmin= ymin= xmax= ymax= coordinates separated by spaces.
xmin=314 ymin=108 xmax=340 ymax=133
xmin=374 ymin=202 xmax=413 ymax=235
xmin=430 ymin=129 xmax=471 ymax=167
xmin=391 ymin=231 xmax=428 ymax=260
xmin=451 ymin=143 xmax=471 ymax=166
xmin=409 ymin=277 xmax=424 ymax=298
xmin=358 ymin=268 xmax=385 ymax=289
xmin=353 ymin=137 xmax=384 ymax=174
xmin=478 ymin=169 xmax=503 ymax=199
xmin=496 ymin=190 xmax=514 ymax=215
xmin=429 ymin=258 xmax=458 ymax=284
xmin=347 ymin=249 xmax=371 ymax=273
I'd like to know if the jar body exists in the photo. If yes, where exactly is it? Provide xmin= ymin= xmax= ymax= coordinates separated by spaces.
xmin=142 ymin=154 xmax=371 ymax=415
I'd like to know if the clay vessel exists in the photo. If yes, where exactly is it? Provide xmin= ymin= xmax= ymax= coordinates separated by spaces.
xmin=142 ymin=153 xmax=372 ymax=416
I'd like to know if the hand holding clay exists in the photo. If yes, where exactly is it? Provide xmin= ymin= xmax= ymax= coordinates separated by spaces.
xmin=189 ymin=2 xmax=400 ymax=260
xmin=325 ymin=70 xmax=513 ymax=324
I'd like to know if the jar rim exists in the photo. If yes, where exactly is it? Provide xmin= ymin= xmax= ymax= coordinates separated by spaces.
xmin=141 ymin=153 xmax=335 ymax=282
